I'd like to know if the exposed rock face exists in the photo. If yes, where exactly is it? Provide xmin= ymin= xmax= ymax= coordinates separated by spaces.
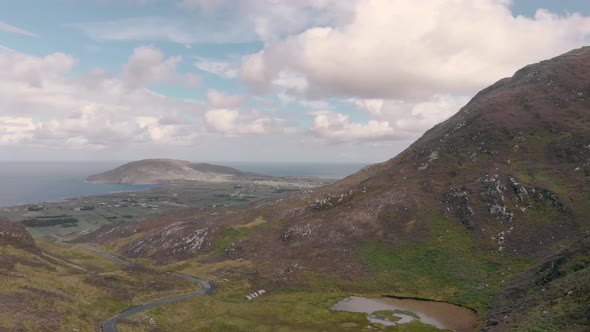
xmin=85 ymin=159 xmax=247 ymax=184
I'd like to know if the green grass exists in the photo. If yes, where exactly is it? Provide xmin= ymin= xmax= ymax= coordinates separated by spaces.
xmin=212 ymin=217 xmax=268 ymax=254
xmin=359 ymin=212 xmax=530 ymax=311
xmin=120 ymin=285 xmax=459 ymax=331
xmin=115 ymin=250 xmax=471 ymax=331
xmin=124 ymin=289 xmax=373 ymax=331
xmin=373 ymin=310 xmax=403 ymax=322
xmin=0 ymin=241 xmax=198 ymax=331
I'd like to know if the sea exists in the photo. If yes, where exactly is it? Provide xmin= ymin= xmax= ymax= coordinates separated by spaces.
xmin=0 ymin=161 xmax=367 ymax=207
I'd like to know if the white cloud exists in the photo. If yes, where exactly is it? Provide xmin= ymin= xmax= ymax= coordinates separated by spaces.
xmin=310 ymin=111 xmax=398 ymax=143
xmin=122 ymin=46 xmax=200 ymax=89
xmin=0 ymin=21 xmax=36 ymax=37
xmin=206 ymin=89 xmax=243 ymax=108
xmin=384 ymin=95 xmax=471 ymax=133
xmin=203 ymin=89 xmax=277 ymax=138
xmin=272 ymin=71 xmax=308 ymax=94
xmin=0 ymin=47 xmax=203 ymax=150
xmin=309 ymin=94 xmax=470 ymax=143
xmin=0 ymin=117 xmax=37 ymax=144
xmin=194 ymin=57 xmax=238 ymax=79
xmin=349 ymin=99 xmax=384 ymax=115
xmin=204 ymin=109 xmax=273 ymax=136
xmin=8 ymin=1 xmax=590 ymax=159
xmin=0 ymin=49 xmax=78 ymax=87
xmin=204 ymin=109 xmax=238 ymax=133
xmin=240 ymin=0 xmax=590 ymax=99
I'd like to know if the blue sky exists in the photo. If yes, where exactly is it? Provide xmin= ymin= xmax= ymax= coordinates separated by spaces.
xmin=1 ymin=0 xmax=589 ymax=162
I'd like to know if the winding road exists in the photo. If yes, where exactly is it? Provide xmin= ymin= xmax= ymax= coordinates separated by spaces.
xmin=68 ymin=241 xmax=213 ymax=332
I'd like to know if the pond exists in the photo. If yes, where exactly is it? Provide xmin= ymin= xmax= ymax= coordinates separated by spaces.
xmin=331 ymin=296 xmax=477 ymax=331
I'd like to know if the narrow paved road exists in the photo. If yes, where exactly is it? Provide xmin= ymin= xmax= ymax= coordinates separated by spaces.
xmin=70 ymin=243 xmax=213 ymax=332
xmin=77 ymin=244 xmax=136 ymax=268
xmin=102 ymin=272 xmax=213 ymax=332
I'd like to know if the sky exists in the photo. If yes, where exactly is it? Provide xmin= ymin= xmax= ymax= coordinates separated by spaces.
xmin=1 ymin=0 xmax=589 ymax=163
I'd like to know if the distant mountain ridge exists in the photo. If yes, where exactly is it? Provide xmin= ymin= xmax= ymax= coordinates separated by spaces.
xmin=86 ymin=159 xmax=250 ymax=184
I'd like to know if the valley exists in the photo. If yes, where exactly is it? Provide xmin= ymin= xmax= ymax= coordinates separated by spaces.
xmin=0 ymin=228 xmax=200 ymax=331
xmin=0 ymin=47 xmax=589 ymax=331
xmin=1 ymin=171 xmax=333 ymax=239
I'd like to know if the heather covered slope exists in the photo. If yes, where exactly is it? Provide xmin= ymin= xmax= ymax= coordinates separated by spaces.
xmin=0 ymin=218 xmax=40 ymax=255
xmin=0 ymin=218 xmax=198 ymax=331
xmin=485 ymin=235 xmax=590 ymax=331
xmin=83 ymin=47 xmax=590 ymax=330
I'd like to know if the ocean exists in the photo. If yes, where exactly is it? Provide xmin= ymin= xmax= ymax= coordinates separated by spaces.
xmin=0 ymin=161 xmax=366 ymax=207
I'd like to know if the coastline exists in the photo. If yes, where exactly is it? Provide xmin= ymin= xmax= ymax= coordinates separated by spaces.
xmin=0 ymin=179 xmax=156 ymax=208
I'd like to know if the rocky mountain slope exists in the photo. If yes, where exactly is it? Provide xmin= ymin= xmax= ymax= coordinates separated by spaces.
xmin=86 ymin=159 xmax=252 ymax=184
xmin=83 ymin=47 xmax=590 ymax=331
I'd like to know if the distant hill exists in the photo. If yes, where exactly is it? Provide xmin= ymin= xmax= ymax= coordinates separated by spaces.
xmin=86 ymin=159 xmax=249 ymax=184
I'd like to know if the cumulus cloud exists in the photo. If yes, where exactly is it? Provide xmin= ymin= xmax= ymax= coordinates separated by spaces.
xmin=0 ymin=49 xmax=78 ymax=87
xmin=310 ymin=95 xmax=470 ymax=143
xmin=0 ymin=117 xmax=37 ymax=145
xmin=382 ymin=95 xmax=471 ymax=134
xmin=235 ymin=0 xmax=590 ymax=145
xmin=10 ymin=0 xmax=590 ymax=156
xmin=204 ymin=109 xmax=272 ymax=136
xmin=202 ymin=88 xmax=279 ymax=137
xmin=310 ymin=111 xmax=398 ymax=143
xmin=240 ymin=0 xmax=590 ymax=99
xmin=0 ymin=47 xmax=203 ymax=150
xmin=194 ymin=57 xmax=238 ymax=79
xmin=0 ymin=21 xmax=36 ymax=37
xmin=123 ymin=46 xmax=200 ymax=89
xmin=206 ymin=89 xmax=243 ymax=108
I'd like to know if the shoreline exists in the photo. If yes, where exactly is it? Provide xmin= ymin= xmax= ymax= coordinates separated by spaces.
xmin=0 ymin=180 xmax=156 ymax=209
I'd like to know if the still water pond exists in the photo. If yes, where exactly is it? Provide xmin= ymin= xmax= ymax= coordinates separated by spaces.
xmin=332 ymin=296 xmax=477 ymax=331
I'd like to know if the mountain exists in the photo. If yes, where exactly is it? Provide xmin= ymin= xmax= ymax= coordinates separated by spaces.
xmin=86 ymin=159 xmax=248 ymax=184
xmin=83 ymin=47 xmax=590 ymax=330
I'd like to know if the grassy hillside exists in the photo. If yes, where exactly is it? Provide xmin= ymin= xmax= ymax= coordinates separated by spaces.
xmin=0 ymin=234 xmax=197 ymax=331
